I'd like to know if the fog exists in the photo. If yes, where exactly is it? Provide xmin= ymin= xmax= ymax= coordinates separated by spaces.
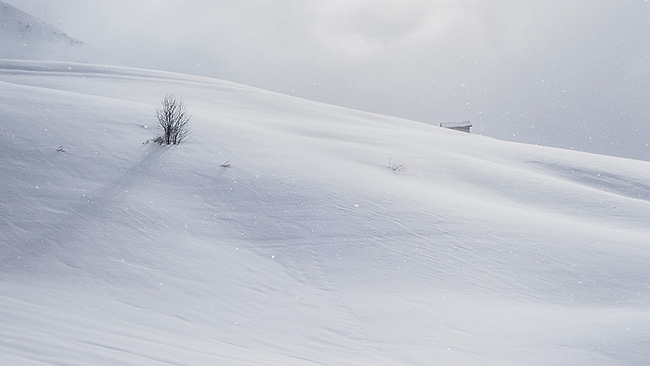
xmin=7 ymin=0 xmax=650 ymax=160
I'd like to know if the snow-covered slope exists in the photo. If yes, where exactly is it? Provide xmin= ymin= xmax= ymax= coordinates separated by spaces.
xmin=0 ymin=1 xmax=85 ymax=61
xmin=1 ymin=59 xmax=649 ymax=365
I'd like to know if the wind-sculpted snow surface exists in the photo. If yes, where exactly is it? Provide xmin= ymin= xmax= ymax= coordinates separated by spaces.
xmin=1 ymin=60 xmax=650 ymax=365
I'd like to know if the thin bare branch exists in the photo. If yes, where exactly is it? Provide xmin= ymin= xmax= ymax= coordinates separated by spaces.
xmin=154 ymin=94 xmax=191 ymax=145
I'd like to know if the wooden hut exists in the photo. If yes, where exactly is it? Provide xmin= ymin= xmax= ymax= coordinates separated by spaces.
xmin=440 ymin=121 xmax=472 ymax=133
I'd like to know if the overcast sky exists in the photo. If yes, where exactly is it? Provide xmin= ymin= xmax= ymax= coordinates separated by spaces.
xmin=7 ymin=0 xmax=650 ymax=160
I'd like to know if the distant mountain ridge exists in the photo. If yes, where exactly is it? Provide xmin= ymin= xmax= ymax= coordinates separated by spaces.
xmin=0 ymin=1 xmax=85 ymax=60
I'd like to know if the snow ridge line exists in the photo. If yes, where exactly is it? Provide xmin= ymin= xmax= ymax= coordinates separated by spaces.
xmin=86 ymin=144 xmax=171 ymax=207
xmin=2 ymin=145 xmax=172 ymax=275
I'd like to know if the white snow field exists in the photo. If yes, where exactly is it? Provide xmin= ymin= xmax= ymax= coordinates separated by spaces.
xmin=1 ymin=59 xmax=650 ymax=365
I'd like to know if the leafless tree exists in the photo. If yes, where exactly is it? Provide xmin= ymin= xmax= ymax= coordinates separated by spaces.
xmin=154 ymin=94 xmax=190 ymax=145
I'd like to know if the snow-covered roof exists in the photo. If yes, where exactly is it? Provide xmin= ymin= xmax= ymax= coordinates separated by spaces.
xmin=440 ymin=121 xmax=472 ymax=128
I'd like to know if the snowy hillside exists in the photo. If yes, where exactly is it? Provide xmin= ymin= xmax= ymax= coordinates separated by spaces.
xmin=0 ymin=1 xmax=85 ymax=61
xmin=1 ymin=59 xmax=650 ymax=365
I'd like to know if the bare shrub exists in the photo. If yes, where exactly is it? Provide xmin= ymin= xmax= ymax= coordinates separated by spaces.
xmin=154 ymin=94 xmax=190 ymax=145
xmin=388 ymin=161 xmax=405 ymax=172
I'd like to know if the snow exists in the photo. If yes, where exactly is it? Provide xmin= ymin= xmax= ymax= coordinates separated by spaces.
xmin=0 ymin=1 xmax=86 ymax=61
xmin=1 ymin=59 xmax=650 ymax=365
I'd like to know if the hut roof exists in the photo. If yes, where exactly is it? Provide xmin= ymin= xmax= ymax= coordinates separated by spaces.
xmin=440 ymin=121 xmax=472 ymax=129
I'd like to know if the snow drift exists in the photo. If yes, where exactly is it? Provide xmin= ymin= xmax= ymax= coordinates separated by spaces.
xmin=1 ymin=59 xmax=649 ymax=365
